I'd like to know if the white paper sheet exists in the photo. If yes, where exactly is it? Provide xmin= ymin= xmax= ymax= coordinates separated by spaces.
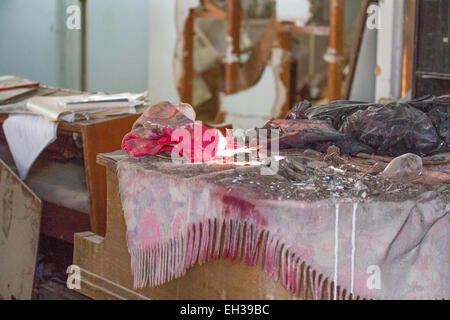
xmin=2 ymin=114 xmax=58 ymax=180
xmin=27 ymin=92 xmax=147 ymax=121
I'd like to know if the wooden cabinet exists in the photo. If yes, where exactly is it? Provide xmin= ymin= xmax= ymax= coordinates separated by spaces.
xmin=413 ymin=0 xmax=450 ymax=97
xmin=0 ymin=88 xmax=140 ymax=242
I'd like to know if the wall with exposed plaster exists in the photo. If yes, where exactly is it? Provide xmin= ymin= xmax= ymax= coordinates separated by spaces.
xmin=276 ymin=0 xmax=311 ymax=26
xmin=220 ymin=48 xmax=291 ymax=129
xmin=148 ymin=0 xmax=204 ymax=104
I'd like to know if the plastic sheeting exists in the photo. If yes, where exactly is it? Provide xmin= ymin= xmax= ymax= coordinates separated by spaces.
xmin=261 ymin=119 xmax=373 ymax=155
xmin=289 ymin=96 xmax=450 ymax=157
xmin=342 ymin=103 xmax=441 ymax=157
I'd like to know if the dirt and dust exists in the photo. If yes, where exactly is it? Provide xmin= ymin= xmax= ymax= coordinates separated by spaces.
xmin=119 ymin=149 xmax=450 ymax=203
xmin=212 ymin=149 xmax=450 ymax=203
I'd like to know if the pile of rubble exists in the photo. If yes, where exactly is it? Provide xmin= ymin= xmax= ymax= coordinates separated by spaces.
xmin=281 ymin=95 xmax=450 ymax=157
xmin=214 ymin=148 xmax=450 ymax=203
xmin=229 ymin=96 xmax=450 ymax=201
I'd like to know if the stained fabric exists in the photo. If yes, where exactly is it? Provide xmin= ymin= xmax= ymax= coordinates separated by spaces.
xmin=122 ymin=101 xmax=220 ymax=163
xmin=116 ymin=156 xmax=450 ymax=300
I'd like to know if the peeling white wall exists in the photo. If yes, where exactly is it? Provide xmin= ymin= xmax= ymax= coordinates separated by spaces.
xmin=0 ymin=0 xmax=81 ymax=90
xmin=220 ymin=67 xmax=276 ymax=128
xmin=173 ymin=0 xmax=201 ymax=89
xmin=276 ymin=0 xmax=311 ymax=26
xmin=220 ymin=48 xmax=290 ymax=129
xmin=148 ymin=0 xmax=200 ymax=104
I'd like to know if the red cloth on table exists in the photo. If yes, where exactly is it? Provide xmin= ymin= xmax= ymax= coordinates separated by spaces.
xmin=122 ymin=101 xmax=220 ymax=162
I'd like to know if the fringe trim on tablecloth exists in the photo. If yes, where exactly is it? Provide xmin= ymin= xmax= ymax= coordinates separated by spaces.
xmin=129 ymin=218 xmax=362 ymax=300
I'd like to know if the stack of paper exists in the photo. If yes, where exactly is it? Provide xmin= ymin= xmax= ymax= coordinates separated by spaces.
xmin=27 ymin=92 xmax=148 ymax=122
xmin=0 ymin=76 xmax=39 ymax=104
xmin=3 ymin=114 xmax=58 ymax=180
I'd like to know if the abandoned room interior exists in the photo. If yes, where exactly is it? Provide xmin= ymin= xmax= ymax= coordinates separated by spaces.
xmin=0 ymin=0 xmax=449 ymax=303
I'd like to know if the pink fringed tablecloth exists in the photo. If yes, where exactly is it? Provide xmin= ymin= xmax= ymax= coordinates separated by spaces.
xmin=116 ymin=155 xmax=449 ymax=300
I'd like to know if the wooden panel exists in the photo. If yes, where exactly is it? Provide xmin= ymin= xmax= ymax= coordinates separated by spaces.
xmin=328 ymin=0 xmax=345 ymax=101
xmin=0 ymin=159 xmax=42 ymax=300
xmin=73 ymin=156 xmax=337 ymax=300
xmin=193 ymin=1 xmax=226 ymax=20
xmin=0 ymin=87 xmax=144 ymax=241
xmin=179 ymin=10 xmax=195 ymax=104
xmin=0 ymin=113 xmax=141 ymax=241
xmin=415 ymin=0 xmax=449 ymax=74
xmin=276 ymin=31 xmax=294 ymax=117
xmin=225 ymin=0 xmax=242 ymax=94
xmin=279 ymin=24 xmax=330 ymax=36
xmin=414 ymin=76 xmax=450 ymax=97
xmin=81 ymin=114 xmax=140 ymax=237
xmin=402 ymin=0 xmax=416 ymax=96
xmin=40 ymin=201 xmax=90 ymax=244
xmin=238 ymin=17 xmax=278 ymax=91
xmin=413 ymin=0 xmax=450 ymax=97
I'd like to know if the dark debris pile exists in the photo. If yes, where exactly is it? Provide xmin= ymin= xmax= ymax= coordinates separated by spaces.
xmin=280 ymin=95 xmax=450 ymax=157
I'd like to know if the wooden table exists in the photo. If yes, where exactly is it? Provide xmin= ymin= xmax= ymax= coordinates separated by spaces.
xmin=73 ymin=153 xmax=315 ymax=300
xmin=0 ymin=87 xmax=141 ymax=241
xmin=52 ymin=114 xmax=140 ymax=238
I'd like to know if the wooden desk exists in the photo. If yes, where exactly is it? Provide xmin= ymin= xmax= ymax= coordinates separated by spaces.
xmin=0 ymin=88 xmax=141 ymax=241
xmin=61 ymin=114 xmax=140 ymax=237
xmin=73 ymin=154 xmax=315 ymax=300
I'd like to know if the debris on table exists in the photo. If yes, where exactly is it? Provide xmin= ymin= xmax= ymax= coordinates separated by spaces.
xmin=122 ymin=101 xmax=250 ymax=163
xmin=381 ymin=153 xmax=423 ymax=183
xmin=120 ymin=97 xmax=449 ymax=200
xmin=211 ymin=149 xmax=449 ymax=203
